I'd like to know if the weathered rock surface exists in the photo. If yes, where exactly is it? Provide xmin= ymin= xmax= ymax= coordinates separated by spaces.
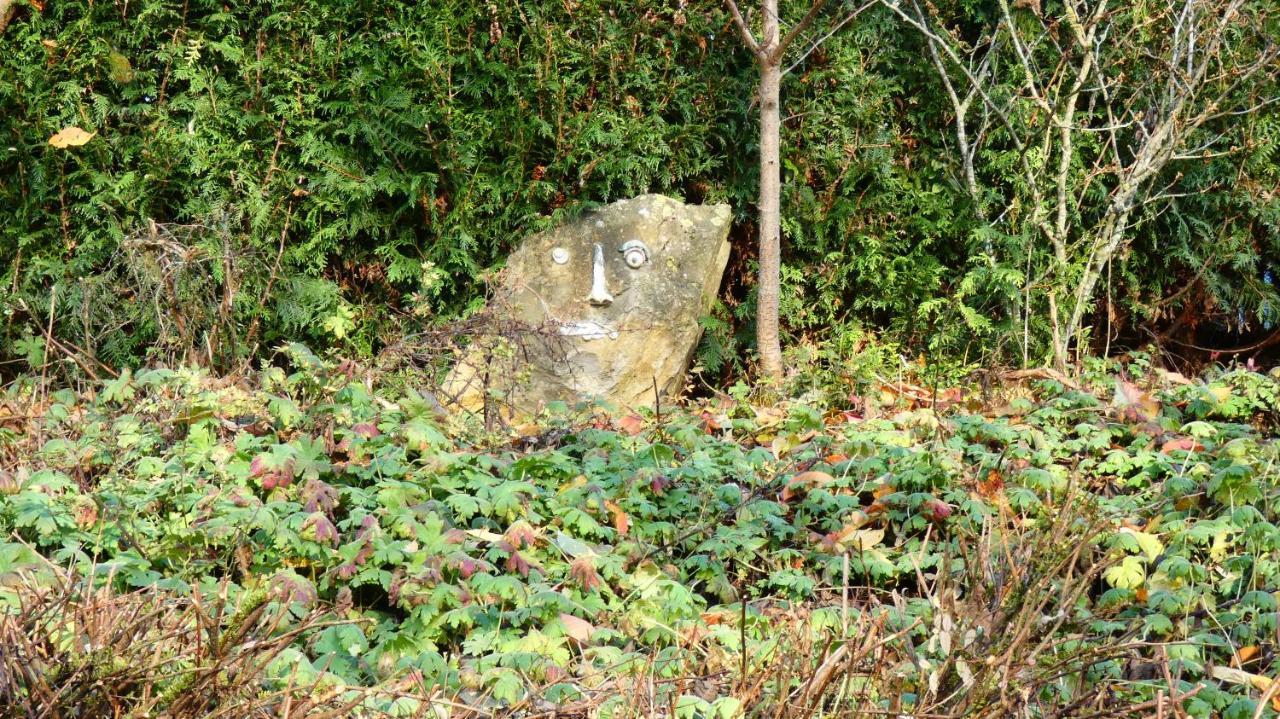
xmin=446 ymin=194 xmax=732 ymax=414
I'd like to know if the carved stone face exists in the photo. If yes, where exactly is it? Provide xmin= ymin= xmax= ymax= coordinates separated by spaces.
xmin=487 ymin=194 xmax=732 ymax=411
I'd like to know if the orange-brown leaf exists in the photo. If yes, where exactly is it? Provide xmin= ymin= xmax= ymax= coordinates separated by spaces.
xmin=1235 ymin=645 xmax=1260 ymax=666
xmin=604 ymin=500 xmax=629 ymax=536
xmin=977 ymin=470 xmax=1005 ymax=498
xmin=1113 ymin=378 xmax=1161 ymax=423
xmin=781 ymin=470 xmax=834 ymax=501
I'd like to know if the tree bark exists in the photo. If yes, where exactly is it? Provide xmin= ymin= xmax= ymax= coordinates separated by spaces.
xmin=727 ymin=0 xmax=833 ymax=382
xmin=756 ymin=54 xmax=784 ymax=380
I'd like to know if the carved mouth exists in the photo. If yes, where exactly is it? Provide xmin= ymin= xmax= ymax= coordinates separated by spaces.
xmin=558 ymin=320 xmax=618 ymax=341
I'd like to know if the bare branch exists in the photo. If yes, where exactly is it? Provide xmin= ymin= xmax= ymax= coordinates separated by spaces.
xmin=883 ymin=0 xmax=1027 ymax=152
xmin=724 ymin=0 xmax=761 ymax=55
xmin=783 ymin=0 xmax=877 ymax=76
xmin=777 ymin=0 xmax=830 ymax=58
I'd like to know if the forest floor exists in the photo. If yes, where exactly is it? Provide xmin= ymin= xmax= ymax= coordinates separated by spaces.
xmin=2 ymin=349 xmax=1279 ymax=718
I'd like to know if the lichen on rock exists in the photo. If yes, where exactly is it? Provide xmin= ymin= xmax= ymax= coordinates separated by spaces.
xmin=443 ymin=194 xmax=732 ymax=416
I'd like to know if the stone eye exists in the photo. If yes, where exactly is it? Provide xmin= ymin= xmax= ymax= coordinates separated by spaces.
xmin=620 ymin=240 xmax=649 ymax=269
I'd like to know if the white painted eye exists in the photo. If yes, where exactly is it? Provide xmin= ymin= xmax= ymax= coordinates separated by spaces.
xmin=551 ymin=247 xmax=569 ymax=265
xmin=620 ymin=240 xmax=649 ymax=269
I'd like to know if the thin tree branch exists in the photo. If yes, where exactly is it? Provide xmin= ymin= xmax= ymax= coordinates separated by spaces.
xmin=725 ymin=0 xmax=761 ymax=55
xmin=777 ymin=0 xmax=831 ymax=57
xmin=782 ymin=0 xmax=877 ymax=75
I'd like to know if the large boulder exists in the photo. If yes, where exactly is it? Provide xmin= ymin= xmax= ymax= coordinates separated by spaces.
xmin=445 ymin=194 xmax=732 ymax=415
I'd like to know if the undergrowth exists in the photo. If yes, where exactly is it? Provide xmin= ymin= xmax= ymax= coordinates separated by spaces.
xmin=1 ymin=351 xmax=1280 ymax=716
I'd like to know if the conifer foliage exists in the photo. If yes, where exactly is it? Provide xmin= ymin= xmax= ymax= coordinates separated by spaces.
xmin=1 ymin=0 xmax=1276 ymax=374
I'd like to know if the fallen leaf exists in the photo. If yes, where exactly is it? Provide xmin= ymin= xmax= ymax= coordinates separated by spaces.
xmin=1161 ymin=436 xmax=1204 ymax=454
xmin=48 ymin=126 xmax=96 ymax=148
xmin=465 ymin=528 xmax=505 ymax=543
xmin=701 ymin=610 xmax=732 ymax=626
xmin=1235 ymin=645 xmax=1260 ymax=666
xmin=977 ymin=469 xmax=1004 ymax=498
xmin=753 ymin=405 xmax=785 ymax=428
xmin=1113 ymin=378 xmax=1160 ymax=423
xmin=615 ymin=414 xmax=644 ymax=436
xmin=834 ymin=526 xmax=884 ymax=551
xmin=1154 ymin=368 xmax=1193 ymax=386
xmin=604 ymin=500 xmax=629 ymax=536
xmin=1209 ymin=666 xmax=1279 ymax=708
xmin=782 ymin=470 xmax=835 ymax=501
xmin=559 ymin=613 xmax=595 ymax=644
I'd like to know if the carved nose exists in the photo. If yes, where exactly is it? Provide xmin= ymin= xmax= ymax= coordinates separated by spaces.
xmin=588 ymin=243 xmax=614 ymax=306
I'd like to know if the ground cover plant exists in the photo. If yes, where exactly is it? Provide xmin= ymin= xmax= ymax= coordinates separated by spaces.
xmin=2 ymin=347 xmax=1280 ymax=716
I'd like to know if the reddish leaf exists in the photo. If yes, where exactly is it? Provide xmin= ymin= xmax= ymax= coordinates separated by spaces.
xmin=249 ymin=455 xmax=268 ymax=478
xmin=504 ymin=521 xmax=539 ymax=549
xmin=615 ymin=414 xmax=645 ymax=436
xmin=352 ymin=422 xmax=381 ymax=439
xmin=1161 ymin=437 xmax=1204 ymax=454
xmin=923 ymin=499 xmax=952 ymax=522
xmin=569 ymin=557 xmax=602 ymax=591
xmin=505 ymin=551 xmax=532 ymax=577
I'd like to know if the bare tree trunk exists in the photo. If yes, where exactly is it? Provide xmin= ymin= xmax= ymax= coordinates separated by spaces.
xmin=726 ymin=0 xmax=836 ymax=382
xmin=756 ymin=52 xmax=784 ymax=380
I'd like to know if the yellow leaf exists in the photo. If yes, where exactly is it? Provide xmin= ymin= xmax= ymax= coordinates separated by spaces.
xmin=752 ymin=405 xmax=785 ymax=428
xmin=1209 ymin=666 xmax=1275 ymax=694
xmin=771 ymin=433 xmax=798 ymax=458
xmin=464 ymin=528 xmax=504 ymax=543
xmin=1235 ymin=645 xmax=1260 ymax=666
xmin=48 ymin=126 xmax=96 ymax=148
xmin=834 ymin=525 xmax=883 ymax=551
xmin=1209 ymin=531 xmax=1232 ymax=562
xmin=781 ymin=470 xmax=834 ymax=501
